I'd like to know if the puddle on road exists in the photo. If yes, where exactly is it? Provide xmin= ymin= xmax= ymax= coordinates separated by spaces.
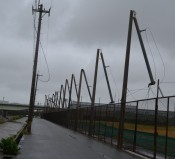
xmin=68 ymin=135 xmax=77 ymax=139
xmin=99 ymin=152 xmax=111 ymax=159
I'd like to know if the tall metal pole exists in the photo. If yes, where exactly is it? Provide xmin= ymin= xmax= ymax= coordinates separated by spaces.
xmin=82 ymin=70 xmax=92 ymax=101
xmin=77 ymin=69 xmax=92 ymax=108
xmin=68 ymin=74 xmax=78 ymax=109
xmin=27 ymin=4 xmax=50 ymax=133
xmin=100 ymin=52 xmax=114 ymax=103
xmin=74 ymin=71 xmax=83 ymax=131
xmin=133 ymin=16 xmax=155 ymax=86
xmin=89 ymin=49 xmax=100 ymax=136
xmin=118 ymin=10 xmax=134 ymax=148
xmin=77 ymin=70 xmax=83 ymax=109
xmin=154 ymin=79 xmax=159 ymax=159
xmin=62 ymin=79 xmax=70 ymax=109
xmin=165 ymin=97 xmax=169 ymax=159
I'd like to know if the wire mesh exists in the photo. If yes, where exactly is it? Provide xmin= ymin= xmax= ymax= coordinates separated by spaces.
xmin=43 ymin=95 xmax=175 ymax=158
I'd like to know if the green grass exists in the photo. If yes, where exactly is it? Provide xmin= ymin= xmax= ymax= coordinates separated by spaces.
xmin=0 ymin=118 xmax=5 ymax=124
xmin=11 ymin=115 xmax=23 ymax=121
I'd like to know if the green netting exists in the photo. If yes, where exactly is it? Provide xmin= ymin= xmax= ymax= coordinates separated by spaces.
xmin=75 ymin=122 xmax=175 ymax=158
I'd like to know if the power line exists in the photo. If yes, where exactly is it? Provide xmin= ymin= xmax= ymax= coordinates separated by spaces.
xmin=127 ymin=89 xmax=137 ymax=101
xmin=109 ymin=67 xmax=120 ymax=100
xmin=45 ymin=15 xmax=50 ymax=57
xmin=39 ymin=12 xmax=51 ymax=83
xmin=150 ymin=87 xmax=167 ymax=109
xmin=39 ymin=41 xmax=50 ymax=82
xmin=144 ymin=30 xmax=157 ymax=80
xmin=160 ymin=82 xmax=175 ymax=84
xmin=33 ymin=2 xmax=37 ymax=60
xmin=50 ymin=0 xmax=54 ymax=8
xmin=126 ymin=85 xmax=156 ymax=100
xmin=33 ymin=10 xmax=51 ymax=83
xmin=146 ymin=27 xmax=166 ymax=82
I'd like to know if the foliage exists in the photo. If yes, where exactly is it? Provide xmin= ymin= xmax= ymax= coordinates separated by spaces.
xmin=22 ymin=127 xmax=30 ymax=135
xmin=0 ymin=137 xmax=19 ymax=155
xmin=0 ymin=118 xmax=5 ymax=124
xmin=11 ymin=115 xmax=23 ymax=121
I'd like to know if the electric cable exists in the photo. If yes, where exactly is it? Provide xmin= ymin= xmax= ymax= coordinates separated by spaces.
xmin=50 ymin=0 xmax=54 ymax=8
xmin=150 ymin=87 xmax=167 ymax=110
xmin=33 ymin=4 xmax=37 ymax=60
xmin=39 ymin=41 xmax=51 ymax=82
xmin=33 ymin=10 xmax=51 ymax=83
xmin=45 ymin=15 xmax=50 ymax=57
xmin=128 ymin=86 xmax=148 ymax=92
xmin=109 ymin=67 xmax=120 ymax=101
xmin=160 ymin=82 xmax=175 ymax=84
xmin=143 ymin=86 xmax=152 ymax=113
xmin=127 ymin=89 xmax=137 ymax=101
xmin=144 ymin=30 xmax=157 ymax=80
xmin=146 ymin=27 xmax=166 ymax=82
xmin=126 ymin=85 xmax=153 ymax=100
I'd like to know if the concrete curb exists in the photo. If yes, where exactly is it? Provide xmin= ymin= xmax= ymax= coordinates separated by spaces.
xmin=15 ymin=122 xmax=27 ymax=145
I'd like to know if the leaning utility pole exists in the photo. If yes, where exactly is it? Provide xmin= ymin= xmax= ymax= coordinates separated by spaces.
xmin=27 ymin=4 xmax=50 ymax=133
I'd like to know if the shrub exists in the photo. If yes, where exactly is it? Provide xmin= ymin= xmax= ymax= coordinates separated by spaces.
xmin=0 ymin=118 xmax=5 ymax=124
xmin=0 ymin=137 xmax=19 ymax=155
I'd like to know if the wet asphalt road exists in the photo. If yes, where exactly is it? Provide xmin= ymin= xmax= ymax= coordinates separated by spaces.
xmin=16 ymin=118 xmax=141 ymax=159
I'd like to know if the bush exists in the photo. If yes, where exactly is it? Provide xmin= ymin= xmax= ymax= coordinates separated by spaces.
xmin=11 ymin=115 xmax=23 ymax=121
xmin=0 ymin=137 xmax=19 ymax=155
xmin=0 ymin=118 xmax=5 ymax=124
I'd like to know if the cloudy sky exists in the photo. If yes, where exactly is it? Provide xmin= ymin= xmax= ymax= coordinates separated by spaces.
xmin=0 ymin=0 xmax=175 ymax=105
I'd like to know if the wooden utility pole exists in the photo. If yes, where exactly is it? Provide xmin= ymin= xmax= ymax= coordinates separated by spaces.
xmin=27 ymin=4 xmax=50 ymax=133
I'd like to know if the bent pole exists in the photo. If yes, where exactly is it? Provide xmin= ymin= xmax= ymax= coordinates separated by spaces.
xmin=100 ymin=52 xmax=114 ymax=103
xmin=133 ymin=13 xmax=155 ymax=86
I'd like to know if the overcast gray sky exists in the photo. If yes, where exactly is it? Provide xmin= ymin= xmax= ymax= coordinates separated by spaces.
xmin=0 ymin=0 xmax=175 ymax=105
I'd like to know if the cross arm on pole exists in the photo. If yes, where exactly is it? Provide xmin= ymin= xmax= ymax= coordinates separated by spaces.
xmin=32 ymin=4 xmax=51 ymax=16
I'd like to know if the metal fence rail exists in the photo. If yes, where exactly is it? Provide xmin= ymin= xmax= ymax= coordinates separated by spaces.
xmin=43 ymin=95 xmax=175 ymax=159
